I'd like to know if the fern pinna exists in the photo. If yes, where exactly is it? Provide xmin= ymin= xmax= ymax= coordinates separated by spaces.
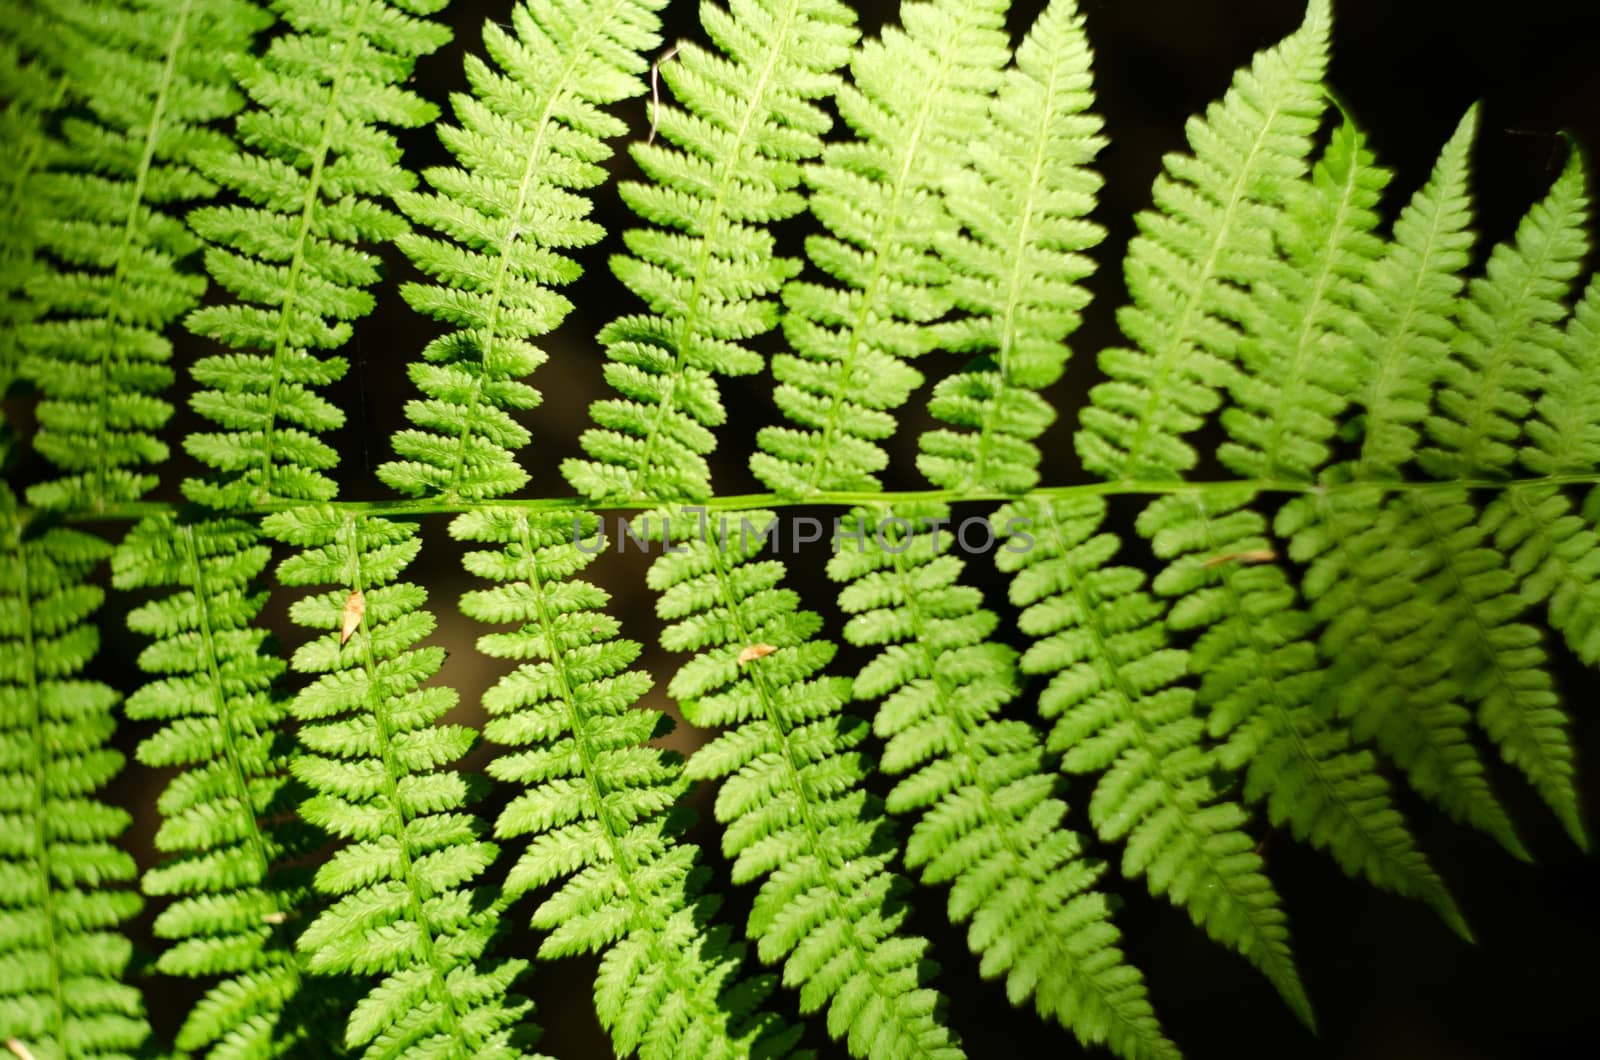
xmin=1 ymin=0 xmax=1599 ymax=1057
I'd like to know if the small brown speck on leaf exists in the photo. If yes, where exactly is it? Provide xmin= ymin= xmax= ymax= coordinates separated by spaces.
xmin=341 ymin=589 xmax=365 ymax=645
xmin=1200 ymin=549 xmax=1277 ymax=568
xmin=738 ymin=643 xmax=777 ymax=664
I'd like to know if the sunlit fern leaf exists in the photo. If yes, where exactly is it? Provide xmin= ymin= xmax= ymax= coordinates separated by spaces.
xmin=183 ymin=0 xmax=450 ymax=510
xmin=387 ymin=2 xmax=800 ymax=1052
xmin=565 ymin=0 xmax=860 ymax=503
xmin=0 ymin=493 xmax=150 ymax=1058
xmin=1487 ymin=275 xmax=1600 ymax=667
xmin=384 ymin=0 xmax=669 ymax=503
xmin=1000 ymin=494 xmax=1312 ymax=1027
xmin=753 ymin=0 xmax=1011 ymax=497
xmin=1343 ymin=106 xmax=1478 ymax=482
xmin=1412 ymin=150 xmax=1592 ymax=845
xmin=1075 ymin=0 xmax=1330 ymax=481
xmin=920 ymin=0 xmax=1104 ymax=495
xmin=655 ymin=506 xmax=963 ymax=1060
xmin=268 ymin=507 xmax=538 ymax=1059
xmin=111 ymin=516 xmax=326 ymax=1058
xmin=20 ymin=0 xmax=270 ymax=512
xmin=831 ymin=501 xmax=1175 ymax=1060
xmin=455 ymin=508 xmax=803 ymax=1060
xmin=1281 ymin=488 xmax=1528 ymax=857
xmin=1217 ymin=118 xmax=1390 ymax=481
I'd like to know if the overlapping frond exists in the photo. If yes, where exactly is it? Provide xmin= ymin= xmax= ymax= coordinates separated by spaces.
xmin=1274 ymin=112 xmax=1520 ymax=856
xmin=1217 ymin=119 xmax=1389 ymax=480
xmin=21 ymin=0 xmax=269 ymax=511
xmin=1143 ymin=491 xmax=1467 ymax=935
xmin=752 ymin=0 xmax=1011 ymax=496
xmin=112 ymin=517 xmax=321 ymax=1058
xmin=1344 ymin=106 xmax=1478 ymax=481
xmin=383 ymin=0 xmax=668 ymax=502
xmin=183 ymin=0 xmax=450 ymax=509
xmin=1075 ymin=0 xmax=1330 ymax=480
xmin=831 ymin=502 xmax=1173 ymax=1060
xmin=0 ymin=0 xmax=74 ymax=425
xmin=0 ymin=496 xmax=149 ymax=1058
xmin=268 ymin=507 xmax=536 ymax=1058
xmin=1138 ymin=120 xmax=1465 ymax=930
xmin=658 ymin=508 xmax=962 ymax=1059
xmin=997 ymin=495 xmax=1311 ymax=1025
xmin=456 ymin=509 xmax=800 ymax=1060
xmin=920 ymin=0 xmax=1104 ymax=494
xmin=565 ymin=0 xmax=860 ymax=502
xmin=1491 ymin=276 xmax=1600 ymax=667
xmin=1420 ymin=148 xmax=1591 ymax=481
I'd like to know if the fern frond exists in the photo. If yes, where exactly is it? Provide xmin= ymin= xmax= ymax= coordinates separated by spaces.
xmin=1217 ymin=118 xmax=1389 ymax=480
xmin=267 ymin=507 xmax=537 ymax=1058
xmin=657 ymin=507 xmax=962 ymax=1059
xmin=1420 ymin=147 xmax=1590 ymax=480
xmin=1139 ymin=491 xmax=1466 ymax=936
xmin=1140 ymin=119 xmax=1465 ymax=930
xmin=999 ymin=495 xmax=1312 ymax=1026
xmin=111 ymin=516 xmax=323 ymax=1058
xmin=1345 ymin=106 xmax=1478 ymax=481
xmin=1272 ymin=112 xmax=1522 ymax=855
xmin=1075 ymin=0 xmax=1330 ymax=480
xmin=1406 ymin=152 xmax=1591 ymax=843
xmin=1281 ymin=488 xmax=1527 ymax=857
xmin=383 ymin=0 xmax=668 ymax=503
xmin=919 ymin=0 xmax=1104 ymax=495
xmin=1487 ymin=275 xmax=1600 ymax=667
xmin=0 ymin=3 xmax=73 ymax=433
xmin=752 ymin=0 xmax=1011 ymax=496
xmin=21 ymin=0 xmax=269 ymax=511
xmin=0 ymin=497 xmax=150 ymax=1058
xmin=455 ymin=509 xmax=801 ymax=1060
xmin=564 ymin=0 xmax=860 ymax=502
xmin=184 ymin=0 xmax=450 ymax=509
xmin=830 ymin=502 xmax=1174 ymax=1060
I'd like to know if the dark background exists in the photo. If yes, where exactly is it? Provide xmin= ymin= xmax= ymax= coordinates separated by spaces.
xmin=45 ymin=0 xmax=1600 ymax=1058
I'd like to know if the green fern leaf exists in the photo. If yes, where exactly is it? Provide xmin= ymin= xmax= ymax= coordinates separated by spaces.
xmin=1142 ymin=491 xmax=1466 ymax=937
xmin=565 ymin=0 xmax=860 ymax=502
xmin=1075 ymin=0 xmax=1330 ymax=480
xmin=1147 ymin=119 xmax=1466 ymax=932
xmin=753 ymin=0 xmax=1011 ymax=496
xmin=20 ymin=0 xmax=269 ymax=511
xmin=184 ymin=0 xmax=450 ymax=509
xmin=1488 ymin=275 xmax=1600 ymax=667
xmin=1273 ymin=111 xmax=1522 ymax=856
xmin=1345 ymin=106 xmax=1478 ymax=481
xmin=1411 ymin=150 xmax=1591 ymax=844
xmin=920 ymin=0 xmax=1105 ymax=495
xmin=268 ymin=507 xmax=537 ymax=1058
xmin=1217 ymin=118 xmax=1390 ymax=480
xmin=1420 ymin=148 xmax=1590 ymax=480
xmin=1001 ymin=494 xmax=1311 ymax=1025
xmin=112 ymin=516 xmax=327 ymax=1058
xmin=384 ymin=0 xmax=669 ymax=502
xmin=831 ymin=503 xmax=1175 ymax=1060
xmin=456 ymin=509 xmax=802 ymax=1060
xmin=1283 ymin=487 xmax=1528 ymax=856
xmin=0 ymin=495 xmax=151 ymax=1058
xmin=657 ymin=507 xmax=963 ymax=1060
